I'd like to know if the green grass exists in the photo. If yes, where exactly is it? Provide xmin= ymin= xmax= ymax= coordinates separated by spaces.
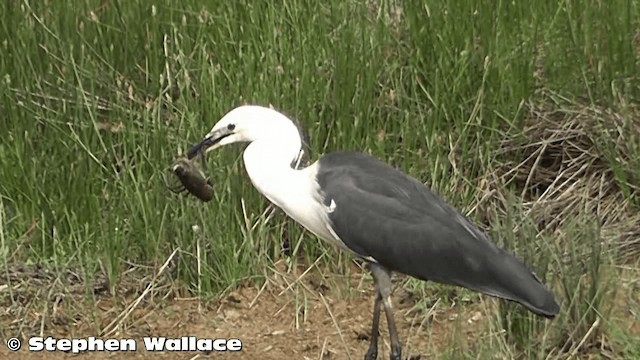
xmin=1 ymin=0 xmax=639 ymax=358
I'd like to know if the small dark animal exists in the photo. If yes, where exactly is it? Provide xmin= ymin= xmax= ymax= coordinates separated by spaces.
xmin=165 ymin=156 xmax=214 ymax=202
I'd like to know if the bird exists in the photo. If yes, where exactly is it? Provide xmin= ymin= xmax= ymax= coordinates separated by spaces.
xmin=187 ymin=105 xmax=560 ymax=360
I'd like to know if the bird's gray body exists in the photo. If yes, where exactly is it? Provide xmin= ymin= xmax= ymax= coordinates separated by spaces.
xmin=316 ymin=151 xmax=559 ymax=317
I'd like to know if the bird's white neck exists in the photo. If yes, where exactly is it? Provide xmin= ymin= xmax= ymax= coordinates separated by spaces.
xmin=235 ymin=111 xmax=339 ymax=250
xmin=242 ymin=130 xmax=305 ymax=209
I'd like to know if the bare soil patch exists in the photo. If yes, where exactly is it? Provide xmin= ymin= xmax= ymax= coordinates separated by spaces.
xmin=0 ymin=260 xmax=490 ymax=359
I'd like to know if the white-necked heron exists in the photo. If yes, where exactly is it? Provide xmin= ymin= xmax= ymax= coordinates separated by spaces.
xmin=187 ymin=105 xmax=560 ymax=360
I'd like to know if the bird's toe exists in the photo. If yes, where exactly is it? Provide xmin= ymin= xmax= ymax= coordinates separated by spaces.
xmin=389 ymin=345 xmax=402 ymax=360
xmin=364 ymin=347 xmax=377 ymax=360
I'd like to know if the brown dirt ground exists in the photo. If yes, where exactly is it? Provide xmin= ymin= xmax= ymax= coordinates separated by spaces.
xmin=0 ymin=260 xmax=497 ymax=360
xmin=1 ymin=259 xmax=638 ymax=359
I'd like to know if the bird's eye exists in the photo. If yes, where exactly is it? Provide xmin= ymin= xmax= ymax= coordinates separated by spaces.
xmin=227 ymin=124 xmax=235 ymax=131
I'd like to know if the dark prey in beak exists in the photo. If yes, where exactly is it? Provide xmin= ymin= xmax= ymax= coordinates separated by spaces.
xmin=169 ymin=157 xmax=214 ymax=202
xmin=162 ymin=156 xmax=214 ymax=202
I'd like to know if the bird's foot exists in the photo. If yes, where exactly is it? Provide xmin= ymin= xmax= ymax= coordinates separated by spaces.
xmin=364 ymin=346 xmax=377 ymax=360
xmin=389 ymin=344 xmax=402 ymax=360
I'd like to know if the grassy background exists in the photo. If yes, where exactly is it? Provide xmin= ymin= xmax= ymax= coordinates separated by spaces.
xmin=1 ymin=0 xmax=639 ymax=358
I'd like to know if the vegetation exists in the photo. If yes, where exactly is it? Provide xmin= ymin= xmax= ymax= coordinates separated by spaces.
xmin=1 ymin=0 xmax=638 ymax=358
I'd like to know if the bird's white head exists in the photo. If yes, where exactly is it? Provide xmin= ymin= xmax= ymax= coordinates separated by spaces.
xmin=186 ymin=105 xmax=302 ymax=159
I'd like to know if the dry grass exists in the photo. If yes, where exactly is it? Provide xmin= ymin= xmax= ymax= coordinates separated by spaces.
xmin=476 ymin=90 xmax=640 ymax=261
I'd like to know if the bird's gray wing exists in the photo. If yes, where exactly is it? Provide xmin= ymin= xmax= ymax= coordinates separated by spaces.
xmin=316 ymin=152 xmax=559 ymax=317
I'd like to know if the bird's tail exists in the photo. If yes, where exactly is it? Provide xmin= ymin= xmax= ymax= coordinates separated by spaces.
xmin=480 ymin=248 xmax=560 ymax=318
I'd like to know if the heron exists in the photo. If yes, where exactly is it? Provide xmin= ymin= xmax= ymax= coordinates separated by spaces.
xmin=187 ymin=105 xmax=560 ymax=360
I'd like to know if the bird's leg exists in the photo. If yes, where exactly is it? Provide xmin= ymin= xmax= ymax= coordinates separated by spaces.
xmin=382 ymin=293 xmax=402 ymax=360
xmin=364 ymin=291 xmax=382 ymax=360
xmin=368 ymin=263 xmax=402 ymax=360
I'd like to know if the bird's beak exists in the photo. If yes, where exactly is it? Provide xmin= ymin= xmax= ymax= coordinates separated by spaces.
xmin=186 ymin=127 xmax=232 ymax=159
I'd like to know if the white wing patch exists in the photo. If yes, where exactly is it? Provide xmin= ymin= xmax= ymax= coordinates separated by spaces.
xmin=327 ymin=199 xmax=337 ymax=213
